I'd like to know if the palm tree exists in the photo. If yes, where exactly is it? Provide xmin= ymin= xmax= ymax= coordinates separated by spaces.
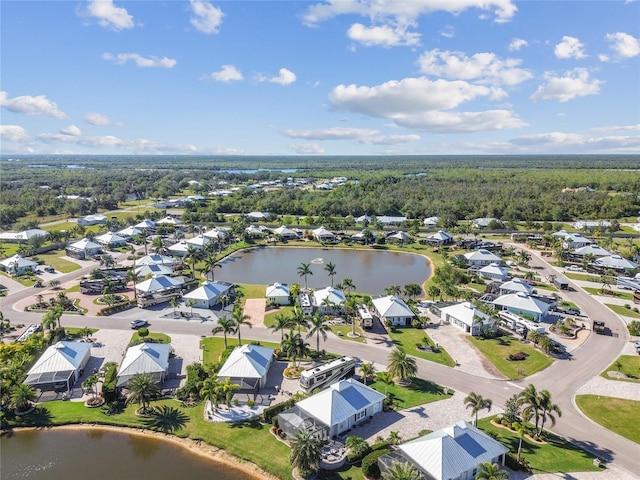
xmin=83 ymin=374 xmax=99 ymax=400
xmin=359 ymin=362 xmax=375 ymax=386
xmin=126 ymin=269 xmax=142 ymax=300
xmin=342 ymin=295 xmax=359 ymax=336
xmin=385 ymin=285 xmax=402 ymax=296
xmin=203 ymin=255 xmax=222 ymax=281
xmin=324 ymin=261 xmax=337 ymax=287
xmin=387 ymin=347 xmax=417 ymax=384
xmin=43 ymin=303 xmax=64 ymax=330
xmin=475 ymin=461 xmax=508 ymax=480
xmin=291 ymin=307 xmax=308 ymax=334
xmin=341 ymin=278 xmax=356 ymax=297
xmin=289 ymin=428 xmax=323 ymax=478
xmin=512 ymin=421 xmax=526 ymax=462
xmin=231 ymin=306 xmax=252 ymax=346
xmin=297 ymin=262 xmax=313 ymax=289
xmin=538 ymin=389 xmax=562 ymax=437
xmin=381 ymin=461 xmax=423 ymax=480
xmin=464 ymin=392 xmax=492 ymax=426
xmin=186 ymin=299 xmax=196 ymax=316
xmin=10 ymin=384 xmax=37 ymax=413
xmin=185 ymin=246 xmax=203 ymax=279
xmin=306 ymin=311 xmax=331 ymax=353
xmin=517 ymin=384 xmax=543 ymax=435
xmin=387 ymin=431 xmax=402 ymax=445
xmin=281 ymin=331 xmax=310 ymax=368
xmin=200 ymin=376 xmax=221 ymax=409
xmin=126 ymin=373 xmax=161 ymax=414
xmin=378 ymin=371 xmax=394 ymax=395
xmin=345 ymin=435 xmax=370 ymax=459
xmin=170 ymin=296 xmax=179 ymax=315
xmin=272 ymin=313 xmax=295 ymax=341
xmin=215 ymin=377 xmax=240 ymax=408
xmin=212 ymin=316 xmax=236 ymax=349
xmin=403 ymin=283 xmax=422 ymax=300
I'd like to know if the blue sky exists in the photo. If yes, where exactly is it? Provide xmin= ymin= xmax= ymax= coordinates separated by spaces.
xmin=1 ymin=0 xmax=639 ymax=156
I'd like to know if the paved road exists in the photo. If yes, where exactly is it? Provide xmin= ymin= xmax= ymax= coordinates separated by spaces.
xmin=2 ymin=246 xmax=639 ymax=477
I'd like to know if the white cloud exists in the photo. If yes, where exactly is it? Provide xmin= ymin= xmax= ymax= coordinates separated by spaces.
xmin=259 ymin=68 xmax=297 ymax=85
xmin=530 ymin=68 xmax=603 ymax=103
xmin=417 ymin=49 xmax=532 ymax=85
xmin=367 ymin=134 xmax=421 ymax=145
xmin=1 ymin=125 xmax=29 ymax=142
xmin=102 ymin=52 xmax=177 ymax=68
xmin=190 ymin=0 xmax=224 ymax=34
xmin=85 ymin=112 xmax=118 ymax=126
xmin=439 ymin=26 xmax=455 ymax=38
xmin=206 ymin=65 xmax=243 ymax=83
xmin=392 ymin=109 xmax=526 ymax=133
xmin=283 ymin=126 xmax=420 ymax=145
xmin=554 ymin=36 xmax=587 ymax=59
xmin=605 ymin=32 xmax=640 ymax=58
xmin=510 ymin=128 xmax=640 ymax=153
xmin=598 ymin=54 xmax=610 ymax=62
xmin=78 ymin=0 xmax=135 ymax=31
xmin=508 ymin=38 xmax=528 ymax=51
xmin=289 ymin=143 xmax=325 ymax=154
xmin=0 ymin=91 xmax=65 ymax=118
xmin=347 ymin=23 xmax=421 ymax=47
xmin=60 ymin=125 xmax=82 ymax=136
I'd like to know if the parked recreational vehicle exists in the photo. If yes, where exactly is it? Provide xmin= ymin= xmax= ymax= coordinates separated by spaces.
xmin=299 ymin=356 xmax=356 ymax=393
xmin=358 ymin=305 xmax=373 ymax=329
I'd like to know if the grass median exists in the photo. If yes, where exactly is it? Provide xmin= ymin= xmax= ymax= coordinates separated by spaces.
xmin=575 ymin=395 xmax=640 ymax=444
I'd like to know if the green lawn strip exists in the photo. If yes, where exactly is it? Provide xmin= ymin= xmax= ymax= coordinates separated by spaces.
xmin=317 ymin=464 xmax=365 ymax=480
xmin=476 ymin=417 xmax=600 ymax=473
xmin=263 ymin=306 xmax=296 ymax=329
xmin=582 ymin=287 xmax=633 ymax=301
xmin=201 ymin=337 xmax=280 ymax=364
xmin=467 ymin=335 xmax=553 ymax=379
xmin=605 ymin=304 xmax=640 ymax=319
xmin=575 ymin=395 xmax=640 ymax=445
xmin=388 ymin=328 xmax=455 ymax=367
xmin=65 ymin=327 xmax=99 ymax=339
xmin=42 ymin=221 xmax=77 ymax=232
xmin=329 ymin=324 xmax=367 ymax=343
xmin=129 ymin=331 xmax=171 ymax=346
xmin=564 ymin=272 xmax=602 ymax=283
xmin=0 ymin=243 xmax=20 ymax=257
xmin=367 ymin=376 xmax=452 ymax=410
xmin=600 ymin=355 xmax=640 ymax=382
xmin=467 ymin=282 xmax=487 ymax=293
xmin=236 ymin=283 xmax=268 ymax=299
xmin=533 ymin=283 xmax=557 ymax=292
xmin=1 ymin=273 xmax=40 ymax=287
xmin=32 ymin=252 xmax=81 ymax=273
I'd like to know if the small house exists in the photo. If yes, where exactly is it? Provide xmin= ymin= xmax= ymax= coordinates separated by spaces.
xmin=266 ymin=283 xmax=291 ymax=305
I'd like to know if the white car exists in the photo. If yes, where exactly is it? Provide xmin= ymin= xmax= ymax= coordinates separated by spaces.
xmin=566 ymin=265 xmax=583 ymax=272
xmin=130 ymin=319 xmax=149 ymax=329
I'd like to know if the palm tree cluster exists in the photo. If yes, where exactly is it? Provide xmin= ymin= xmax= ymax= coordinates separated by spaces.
xmin=289 ymin=428 xmax=323 ymax=478
xmin=464 ymin=392 xmax=492 ymax=426
xmin=516 ymin=384 xmax=562 ymax=438
xmin=387 ymin=348 xmax=418 ymax=384
xmin=211 ymin=300 xmax=252 ymax=348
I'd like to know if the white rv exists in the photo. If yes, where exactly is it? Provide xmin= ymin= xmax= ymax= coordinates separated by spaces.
xmin=299 ymin=356 xmax=356 ymax=393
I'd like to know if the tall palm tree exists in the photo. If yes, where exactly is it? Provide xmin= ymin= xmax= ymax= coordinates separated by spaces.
xmin=474 ymin=461 xmax=508 ymax=480
xmin=378 ymin=371 xmax=394 ymax=395
xmin=306 ymin=310 xmax=331 ymax=353
xmin=538 ymin=389 xmax=562 ymax=437
xmin=297 ymin=262 xmax=313 ymax=289
xmin=125 ymin=373 xmax=161 ymax=414
xmin=271 ymin=313 xmax=295 ymax=341
xmin=464 ymin=392 xmax=492 ymax=426
xmin=512 ymin=421 xmax=526 ymax=462
xmin=185 ymin=246 xmax=203 ymax=279
xmin=203 ymin=255 xmax=222 ymax=281
xmin=341 ymin=278 xmax=356 ymax=297
xmin=291 ymin=307 xmax=308 ymax=334
xmin=359 ymin=362 xmax=376 ymax=386
xmin=212 ymin=316 xmax=236 ymax=349
xmin=289 ymin=428 xmax=323 ymax=478
xmin=43 ymin=303 xmax=64 ymax=330
xmin=517 ymin=384 xmax=543 ymax=435
xmin=324 ymin=261 xmax=337 ymax=287
xmin=215 ymin=377 xmax=240 ymax=408
xmin=344 ymin=295 xmax=359 ymax=336
xmin=387 ymin=348 xmax=417 ymax=384
xmin=10 ymin=384 xmax=37 ymax=413
xmin=385 ymin=285 xmax=402 ymax=296
xmin=231 ymin=306 xmax=252 ymax=346
xmin=345 ymin=435 xmax=370 ymax=459
xmin=200 ymin=376 xmax=221 ymax=409
xmin=381 ymin=461 xmax=423 ymax=480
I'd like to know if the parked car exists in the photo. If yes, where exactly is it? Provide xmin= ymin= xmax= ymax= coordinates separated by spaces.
xmin=565 ymin=308 xmax=581 ymax=316
xmin=44 ymin=266 xmax=55 ymax=273
xmin=566 ymin=265 xmax=583 ymax=272
xmin=130 ymin=319 xmax=149 ymax=329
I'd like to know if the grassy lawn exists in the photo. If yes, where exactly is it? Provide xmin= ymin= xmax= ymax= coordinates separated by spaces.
xmin=368 ymin=375 xmax=452 ymax=410
xmin=200 ymin=336 xmax=280 ymax=364
xmin=575 ymin=395 xmax=640 ymax=445
xmin=467 ymin=282 xmax=487 ymax=293
xmin=8 ymin=399 xmax=294 ymax=480
xmin=42 ymin=221 xmax=77 ymax=232
xmin=564 ymin=272 xmax=602 ymax=283
xmin=477 ymin=417 xmax=600 ymax=473
xmin=65 ymin=327 xmax=99 ymax=339
xmin=263 ymin=306 xmax=296 ymax=329
xmin=236 ymin=283 xmax=268 ymax=299
xmin=605 ymin=304 xmax=640 ymax=319
xmin=32 ymin=252 xmax=82 ymax=273
xmin=467 ymin=335 xmax=553 ymax=379
xmin=129 ymin=331 xmax=171 ymax=346
xmin=388 ymin=327 xmax=455 ymax=367
xmin=330 ymin=323 xmax=367 ymax=343
xmin=600 ymin=355 xmax=640 ymax=382
xmin=534 ymin=283 xmax=557 ymax=292
xmin=583 ymin=287 xmax=633 ymax=300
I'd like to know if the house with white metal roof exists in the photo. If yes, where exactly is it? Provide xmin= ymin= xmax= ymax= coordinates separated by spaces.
xmin=378 ymin=421 xmax=508 ymax=480
xmin=423 ymin=216 xmax=440 ymax=227
xmin=156 ymin=216 xmax=183 ymax=226
xmin=23 ymin=341 xmax=92 ymax=392
xmin=376 ymin=215 xmax=407 ymax=226
xmin=0 ymin=229 xmax=49 ymax=243
xmin=355 ymin=214 xmax=371 ymax=224
xmin=499 ymin=278 xmax=534 ymax=295
xmin=492 ymin=292 xmax=550 ymax=321
xmin=562 ymin=233 xmax=593 ymax=250
xmin=183 ymin=281 xmax=234 ymax=309
xmin=134 ymin=264 xmax=173 ymax=278
xmin=185 ymin=235 xmax=211 ymax=249
xmin=478 ymin=263 xmax=509 ymax=282
xmin=203 ymin=227 xmax=229 ymax=241
xmin=266 ymin=283 xmax=291 ymax=305
xmin=246 ymin=211 xmax=270 ymax=221
xmin=116 ymin=343 xmax=171 ymax=388
xmin=136 ymin=254 xmax=179 ymax=268
xmin=572 ymin=244 xmax=611 ymax=258
xmin=313 ymin=287 xmax=346 ymax=314
xmin=245 ymin=224 xmax=269 ymax=238
xmin=0 ymin=254 xmax=39 ymax=276
xmin=117 ymin=226 xmax=142 ymax=239
xmin=279 ymin=378 xmax=385 ymax=439
xmin=473 ymin=217 xmax=501 ymax=229
xmin=134 ymin=219 xmax=156 ymax=230
xmin=371 ymin=295 xmax=415 ymax=327
xmin=593 ymin=254 xmax=638 ymax=273
xmin=66 ymin=238 xmax=102 ymax=260
xmin=421 ymin=230 xmax=453 ymax=246
xmin=387 ymin=231 xmax=412 ymax=245
xmin=273 ymin=225 xmax=299 ymax=240
xmin=312 ymin=226 xmax=337 ymax=243
xmin=216 ymin=344 xmax=274 ymax=395
xmin=94 ymin=231 xmax=127 ymax=248
xmin=77 ymin=214 xmax=107 ymax=226
xmin=135 ymin=275 xmax=184 ymax=295
xmin=463 ymin=249 xmax=502 ymax=267
xmin=440 ymin=302 xmax=493 ymax=336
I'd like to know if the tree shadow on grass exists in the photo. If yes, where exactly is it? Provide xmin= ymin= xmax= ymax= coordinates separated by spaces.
xmin=17 ymin=406 xmax=53 ymax=429
xmin=142 ymin=405 xmax=189 ymax=434
xmin=405 ymin=378 xmax=447 ymax=395
xmin=228 ymin=419 xmax=263 ymax=430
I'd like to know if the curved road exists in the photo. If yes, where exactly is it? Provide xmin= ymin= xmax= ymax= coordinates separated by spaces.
xmin=1 ymin=247 xmax=638 ymax=476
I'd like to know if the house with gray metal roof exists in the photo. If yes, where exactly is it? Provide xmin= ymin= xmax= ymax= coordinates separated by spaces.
xmin=492 ymin=292 xmax=551 ymax=321
xmin=216 ymin=344 xmax=274 ymax=395
xmin=371 ymin=295 xmax=415 ymax=327
xmin=117 ymin=343 xmax=171 ymax=388
xmin=24 ymin=341 xmax=92 ymax=393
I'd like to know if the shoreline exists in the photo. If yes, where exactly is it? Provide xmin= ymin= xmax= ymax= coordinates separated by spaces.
xmin=5 ymin=424 xmax=281 ymax=480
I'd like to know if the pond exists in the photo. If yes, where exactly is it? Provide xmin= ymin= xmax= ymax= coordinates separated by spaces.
xmin=216 ymin=246 xmax=431 ymax=295
xmin=0 ymin=428 xmax=257 ymax=480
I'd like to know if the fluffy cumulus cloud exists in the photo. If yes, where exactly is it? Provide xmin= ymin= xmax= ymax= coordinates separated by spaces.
xmin=78 ymin=0 xmax=135 ymax=31
xmin=605 ymin=32 xmax=640 ymax=58
xmin=508 ymin=38 xmax=528 ymax=51
xmin=347 ymin=23 xmax=420 ymax=47
xmin=258 ymin=68 xmax=297 ymax=85
xmin=530 ymin=68 xmax=603 ymax=103
xmin=190 ymin=0 xmax=224 ymax=34
xmin=102 ymin=52 xmax=177 ymax=68
xmin=1 ymin=125 xmax=29 ymax=142
xmin=60 ymin=125 xmax=82 ymax=136
xmin=417 ymin=49 xmax=532 ymax=85
xmin=84 ymin=112 xmax=118 ymax=126
xmin=206 ymin=65 xmax=243 ymax=82
xmin=0 ymin=91 xmax=65 ymax=118
xmin=510 ymin=126 xmax=640 ymax=153
xmin=283 ymin=126 xmax=420 ymax=145
xmin=328 ymin=77 xmax=525 ymax=133
xmin=289 ymin=143 xmax=325 ymax=154
xmin=554 ymin=36 xmax=587 ymax=59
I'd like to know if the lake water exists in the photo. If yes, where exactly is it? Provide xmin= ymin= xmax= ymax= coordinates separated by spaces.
xmin=216 ymin=246 xmax=431 ymax=295
xmin=1 ymin=429 xmax=256 ymax=480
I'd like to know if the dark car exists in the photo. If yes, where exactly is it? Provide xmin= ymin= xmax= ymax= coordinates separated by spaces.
xmin=565 ymin=308 xmax=581 ymax=316
xmin=130 ymin=319 xmax=149 ymax=329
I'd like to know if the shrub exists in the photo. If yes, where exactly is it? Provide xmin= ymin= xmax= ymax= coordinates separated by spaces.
xmin=628 ymin=320 xmax=640 ymax=336
xmin=361 ymin=448 xmax=390 ymax=479
xmin=262 ymin=399 xmax=295 ymax=423
xmin=507 ymin=352 xmax=528 ymax=361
